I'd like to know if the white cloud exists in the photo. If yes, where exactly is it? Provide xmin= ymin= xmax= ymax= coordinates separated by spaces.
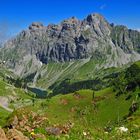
xmin=100 ymin=4 xmax=106 ymax=10
xmin=137 ymin=29 xmax=140 ymax=32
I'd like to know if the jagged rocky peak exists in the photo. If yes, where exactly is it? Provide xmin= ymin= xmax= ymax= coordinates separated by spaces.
xmin=60 ymin=16 xmax=81 ymax=31
xmin=86 ymin=13 xmax=104 ymax=22
xmin=29 ymin=22 xmax=44 ymax=30
xmin=47 ymin=24 xmax=62 ymax=33
xmin=83 ymin=13 xmax=111 ymax=36
xmin=61 ymin=16 xmax=80 ymax=24
xmin=1 ymin=13 xmax=140 ymax=76
xmin=85 ymin=13 xmax=109 ymax=26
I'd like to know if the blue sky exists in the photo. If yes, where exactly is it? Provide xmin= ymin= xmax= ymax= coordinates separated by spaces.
xmin=0 ymin=0 xmax=140 ymax=41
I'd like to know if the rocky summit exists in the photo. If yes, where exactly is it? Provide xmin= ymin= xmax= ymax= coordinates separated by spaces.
xmin=0 ymin=13 xmax=140 ymax=76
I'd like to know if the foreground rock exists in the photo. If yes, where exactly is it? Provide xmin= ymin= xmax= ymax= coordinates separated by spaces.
xmin=0 ymin=128 xmax=7 ymax=140
xmin=6 ymin=129 xmax=29 ymax=140
xmin=0 ymin=128 xmax=29 ymax=140
xmin=46 ymin=122 xmax=74 ymax=135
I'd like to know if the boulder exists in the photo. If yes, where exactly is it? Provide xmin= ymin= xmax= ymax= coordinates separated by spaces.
xmin=6 ymin=129 xmax=29 ymax=140
xmin=0 ymin=128 xmax=7 ymax=140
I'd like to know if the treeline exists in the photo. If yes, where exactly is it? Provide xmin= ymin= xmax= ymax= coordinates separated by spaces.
xmin=112 ymin=62 xmax=140 ymax=96
xmin=4 ymin=76 xmax=28 ymax=89
xmin=49 ymin=61 xmax=140 ymax=98
xmin=3 ymin=72 xmax=37 ymax=89
xmin=49 ymin=78 xmax=106 ymax=96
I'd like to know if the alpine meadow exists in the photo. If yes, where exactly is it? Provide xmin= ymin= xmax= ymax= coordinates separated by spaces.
xmin=0 ymin=0 xmax=140 ymax=139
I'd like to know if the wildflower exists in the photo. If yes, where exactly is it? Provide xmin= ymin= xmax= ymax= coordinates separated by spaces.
xmin=83 ymin=131 xmax=87 ymax=136
xmin=104 ymin=132 xmax=108 ymax=134
xmin=31 ymin=131 xmax=35 ymax=135
xmin=118 ymin=126 xmax=128 ymax=133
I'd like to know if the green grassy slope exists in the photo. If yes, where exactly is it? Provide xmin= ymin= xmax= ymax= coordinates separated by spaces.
xmin=0 ymin=67 xmax=35 ymax=127
xmin=0 ymin=60 xmax=140 ymax=139
xmin=35 ymin=57 xmax=131 ymax=91
xmin=0 ymin=107 xmax=11 ymax=127
xmin=7 ymin=86 xmax=140 ymax=139
xmin=36 ymin=59 xmax=106 ymax=88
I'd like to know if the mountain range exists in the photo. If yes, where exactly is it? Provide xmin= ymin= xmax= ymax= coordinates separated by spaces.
xmin=0 ymin=13 xmax=140 ymax=88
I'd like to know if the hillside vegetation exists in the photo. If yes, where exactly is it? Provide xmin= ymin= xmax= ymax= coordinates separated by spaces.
xmin=0 ymin=61 xmax=139 ymax=139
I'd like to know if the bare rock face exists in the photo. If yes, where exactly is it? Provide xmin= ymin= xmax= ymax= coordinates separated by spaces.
xmin=0 ymin=13 xmax=140 ymax=76
xmin=0 ymin=128 xmax=7 ymax=140
xmin=29 ymin=22 xmax=44 ymax=30
xmin=6 ymin=129 xmax=29 ymax=140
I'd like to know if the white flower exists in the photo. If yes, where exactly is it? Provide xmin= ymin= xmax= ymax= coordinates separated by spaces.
xmin=83 ymin=131 xmax=87 ymax=136
xmin=119 ymin=126 xmax=128 ymax=133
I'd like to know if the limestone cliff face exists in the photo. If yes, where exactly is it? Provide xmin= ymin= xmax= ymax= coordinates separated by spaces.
xmin=0 ymin=13 xmax=140 ymax=76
